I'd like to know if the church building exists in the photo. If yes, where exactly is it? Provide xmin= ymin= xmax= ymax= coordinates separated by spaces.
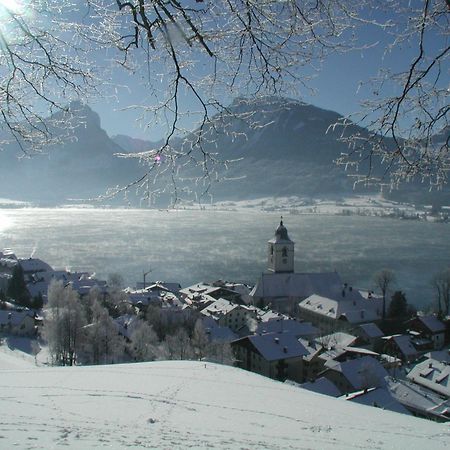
xmin=251 ymin=220 xmax=382 ymax=330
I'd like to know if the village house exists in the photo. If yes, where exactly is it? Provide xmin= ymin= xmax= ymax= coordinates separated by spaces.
xmin=232 ymin=331 xmax=309 ymax=382
xmin=407 ymin=358 xmax=450 ymax=399
xmin=298 ymin=290 xmax=382 ymax=333
xmin=343 ymin=386 xmax=412 ymax=416
xmin=406 ymin=315 xmax=446 ymax=350
xmin=0 ymin=310 xmax=36 ymax=336
xmin=200 ymin=316 xmax=237 ymax=343
xmin=200 ymin=298 xmax=257 ymax=333
xmin=353 ymin=322 xmax=384 ymax=351
xmin=180 ymin=283 xmax=244 ymax=308
xmin=298 ymin=377 xmax=341 ymax=397
xmin=386 ymin=377 xmax=450 ymax=422
xmin=319 ymin=355 xmax=388 ymax=395
xmin=382 ymin=334 xmax=420 ymax=364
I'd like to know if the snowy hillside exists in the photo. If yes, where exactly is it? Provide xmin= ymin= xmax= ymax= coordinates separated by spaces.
xmin=0 ymin=350 xmax=449 ymax=449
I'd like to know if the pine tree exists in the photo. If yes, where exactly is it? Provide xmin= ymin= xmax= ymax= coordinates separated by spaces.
xmin=7 ymin=265 xmax=30 ymax=307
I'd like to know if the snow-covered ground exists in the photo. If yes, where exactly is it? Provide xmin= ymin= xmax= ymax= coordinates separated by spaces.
xmin=0 ymin=347 xmax=449 ymax=449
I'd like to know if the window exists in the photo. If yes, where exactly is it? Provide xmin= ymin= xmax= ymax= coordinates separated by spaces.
xmin=282 ymin=247 xmax=288 ymax=257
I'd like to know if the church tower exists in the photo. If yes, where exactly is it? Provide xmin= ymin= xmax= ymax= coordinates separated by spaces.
xmin=267 ymin=218 xmax=295 ymax=273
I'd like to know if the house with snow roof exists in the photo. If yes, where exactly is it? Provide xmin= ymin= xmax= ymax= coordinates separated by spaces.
xmin=407 ymin=358 xmax=450 ymax=399
xmin=200 ymin=316 xmax=237 ymax=343
xmin=0 ymin=310 xmax=35 ymax=336
xmin=382 ymin=334 xmax=420 ymax=364
xmin=343 ymin=386 xmax=412 ymax=416
xmin=386 ymin=377 xmax=450 ymax=422
xmin=298 ymin=377 xmax=341 ymax=397
xmin=232 ymin=331 xmax=308 ymax=382
xmin=353 ymin=322 xmax=384 ymax=350
xmin=320 ymin=355 xmax=388 ymax=394
xmin=180 ymin=283 xmax=244 ymax=307
xmin=200 ymin=298 xmax=256 ymax=333
xmin=407 ymin=315 xmax=446 ymax=350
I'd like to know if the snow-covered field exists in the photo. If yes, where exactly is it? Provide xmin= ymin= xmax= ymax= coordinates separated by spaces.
xmin=0 ymin=346 xmax=449 ymax=449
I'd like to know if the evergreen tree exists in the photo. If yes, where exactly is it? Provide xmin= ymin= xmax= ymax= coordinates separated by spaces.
xmin=388 ymin=291 xmax=408 ymax=319
xmin=7 ymin=265 xmax=30 ymax=307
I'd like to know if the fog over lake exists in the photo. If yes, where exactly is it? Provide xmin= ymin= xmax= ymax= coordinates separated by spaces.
xmin=1 ymin=208 xmax=449 ymax=308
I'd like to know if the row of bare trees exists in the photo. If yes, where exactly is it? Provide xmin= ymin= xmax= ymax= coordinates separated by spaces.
xmin=374 ymin=267 xmax=450 ymax=319
xmin=43 ymin=280 xmax=233 ymax=366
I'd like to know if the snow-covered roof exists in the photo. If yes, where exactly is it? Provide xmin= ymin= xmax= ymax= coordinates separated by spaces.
xmin=316 ymin=332 xmax=358 ymax=349
xmin=407 ymin=359 xmax=450 ymax=398
xmin=358 ymin=322 xmax=384 ymax=339
xmin=238 ymin=332 xmax=308 ymax=362
xmin=256 ymin=318 xmax=319 ymax=338
xmin=324 ymin=356 xmax=388 ymax=391
xmin=201 ymin=298 xmax=253 ymax=320
xmin=416 ymin=315 xmax=446 ymax=333
xmin=268 ymin=220 xmax=294 ymax=244
xmin=385 ymin=335 xmax=418 ymax=358
xmin=201 ymin=317 xmax=238 ymax=343
xmin=343 ymin=387 xmax=411 ymax=416
xmin=0 ymin=310 xmax=34 ymax=327
xmin=299 ymin=377 xmax=341 ymax=397
xmin=299 ymin=294 xmax=380 ymax=324
xmin=387 ymin=377 xmax=450 ymax=421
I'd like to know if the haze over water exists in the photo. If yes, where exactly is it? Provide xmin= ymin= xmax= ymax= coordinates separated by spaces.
xmin=1 ymin=208 xmax=449 ymax=308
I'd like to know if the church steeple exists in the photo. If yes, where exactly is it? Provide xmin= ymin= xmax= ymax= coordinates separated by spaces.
xmin=267 ymin=217 xmax=295 ymax=273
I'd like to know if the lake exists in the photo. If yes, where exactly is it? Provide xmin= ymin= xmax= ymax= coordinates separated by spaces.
xmin=1 ymin=208 xmax=449 ymax=308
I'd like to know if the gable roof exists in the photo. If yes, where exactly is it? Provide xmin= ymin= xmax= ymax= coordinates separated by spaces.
xmin=299 ymin=377 xmax=341 ymax=397
xmin=416 ymin=315 xmax=446 ymax=333
xmin=299 ymin=294 xmax=380 ymax=324
xmin=324 ymin=356 xmax=388 ymax=391
xmin=386 ymin=335 xmax=418 ymax=358
xmin=358 ymin=322 xmax=384 ymax=339
xmin=387 ymin=378 xmax=450 ymax=421
xmin=344 ymin=387 xmax=411 ymax=415
xmin=0 ymin=310 xmax=34 ymax=327
xmin=236 ymin=332 xmax=308 ymax=362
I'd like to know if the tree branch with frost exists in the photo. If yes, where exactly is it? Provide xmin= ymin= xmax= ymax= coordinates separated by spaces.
xmin=335 ymin=0 xmax=450 ymax=189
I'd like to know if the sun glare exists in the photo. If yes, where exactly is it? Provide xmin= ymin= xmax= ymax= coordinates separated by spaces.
xmin=0 ymin=0 xmax=23 ymax=14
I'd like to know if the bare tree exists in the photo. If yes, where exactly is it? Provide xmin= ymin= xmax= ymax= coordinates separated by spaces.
xmin=0 ymin=1 xmax=99 ymax=153
xmin=431 ymin=268 xmax=450 ymax=316
xmin=83 ymin=298 xmax=125 ymax=364
xmin=373 ymin=269 xmax=396 ymax=320
xmin=44 ymin=280 xmax=87 ymax=366
xmin=335 ymin=0 xmax=449 ymax=190
xmin=129 ymin=319 xmax=160 ymax=361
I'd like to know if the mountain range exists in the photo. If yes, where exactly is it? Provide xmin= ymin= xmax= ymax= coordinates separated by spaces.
xmin=0 ymin=98 xmax=447 ymax=206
